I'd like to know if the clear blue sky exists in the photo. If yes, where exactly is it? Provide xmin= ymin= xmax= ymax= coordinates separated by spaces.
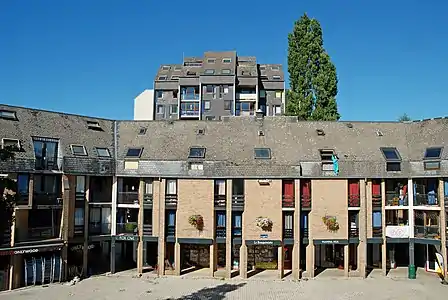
xmin=1 ymin=0 xmax=447 ymax=121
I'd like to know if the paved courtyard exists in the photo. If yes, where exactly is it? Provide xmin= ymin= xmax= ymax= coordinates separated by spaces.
xmin=0 ymin=270 xmax=446 ymax=300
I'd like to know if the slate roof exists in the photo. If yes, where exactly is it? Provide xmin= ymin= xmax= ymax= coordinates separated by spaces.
xmin=2 ymin=104 xmax=448 ymax=178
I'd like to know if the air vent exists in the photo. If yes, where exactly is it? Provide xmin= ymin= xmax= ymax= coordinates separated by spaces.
xmin=316 ymin=129 xmax=325 ymax=136
xmin=138 ymin=127 xmax=147 ymax=135
xmin=197 ymin=129 xmax=205 ymax=135
xmin=258 ymin=130 xmax=264 ymax=136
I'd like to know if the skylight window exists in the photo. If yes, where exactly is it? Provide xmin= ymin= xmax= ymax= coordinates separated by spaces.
xmin=96 ymin=147 xmax=110 ymax=157
xmin=158 ymin=76 xmax=167 ymax=80
xmin=254 ymin=148 xmax=271 ymax=159
xmin=207 ymin=58 xmax=216 ymax=64
xmin=0 ymin=110 xmax=18 ymax=121
xmin=380 ymin=147 xmax=401 ymax=161
xmin=221 ymin=69 xmax=231 ymax=74
xmin=188 ymin=147 xmax=206 ymax=159
xmin=87 ymin=121 xmax=103 ymax=131
xmin=319 ymin=149 xmax=334 ymax=161
xmin=272 ymin=75 xmax=281 ymax=80
xmin=1 ymin=138 xmax=20 ymax=151
xmin=424 ymin=147 xmax=442 ymax=160
xmin=171 ymin=75 xmax=179 ymax=80
xmin=70 ymin=144 xmax=87 ymax=156
xmin=162 ymin=65 xmax=170 ymax=70
xmin=126 ymin=147 xmax=143 ymax=158
xmin=222 ymin=58 xmax=232 ymax=63
xmin=204 ymin=69 xmax=215 ymax=75
xmin=271 ymin=66 xmax=280 ymax=71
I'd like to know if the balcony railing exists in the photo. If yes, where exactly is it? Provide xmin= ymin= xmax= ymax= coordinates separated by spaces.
xmin=1 ymin=230 xmax=11 ymax=246
xmin=372 ymin=195 xmax=382 ymax=208
xmin=372 ymin=226 xmax=382 ymax=237
xmin=214 ymin=194 xmax=226 ymax=208
xmin=385 ymin=192 xmax=408 ymax=206
xmin=283 ymin=228 xmax=293 ymax=239
xmin=232 ymin=227 xmax=242 ymax=238
xmin=180 ymin=110 xmax=200 ymax=117
xmin=74 ymin=225 xmax=84 ymax=236
xmin=414 ymin=193 xmax=439 ymax=206
xmin=349 ymin=227 xmax=359 ymax=238
xmin=16 ymin=226 xmax=60 ymax=242
xmin=180 ymin=94 xmax=200 ymax=101
xmin=348 ymin=194 xmax=360 ymax=207
xmin=232 ymin=195 xmax=245 ymax=210
xmin=301 ymin=228 xmax=309 ymax=238
xmin=35 ymin=158 xmax=60 ymax=171
xmin=143 ymin=224 xmax=152 ymax=236
xmin=89 ymin=223 xmax=111 ymax=235
xmin=117 ymin=192 xmax=139 ymax=205
xmin=116 ymin=223 xmax=138 ymax=235
xmin=282 ymin=195 xmax=295 ymax=208
xmin=143 ymin=194 xmax=153 ymax=207
xmin=414 ymin=225 xmax=440 ymax=239
xmin=216 ymin=227 xmax=226 ymax=239
xmin=75 ymin=192 xmax=85 ymax=202
xmin=301 ymin=195 xmax=311 ymax=209
xmin=165 ymin=194 xmax=178 ymax=208
xmin=33 ymin=192 xmax=62 ymax=206
xmin=166 ymin=225 xmax=176 ymax=237
xmin=89 ymin=193 xmax=111 ymax=203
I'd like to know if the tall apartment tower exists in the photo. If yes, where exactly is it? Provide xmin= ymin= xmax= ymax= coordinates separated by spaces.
xmin=133 ymin=51 xmax=286 ymax=120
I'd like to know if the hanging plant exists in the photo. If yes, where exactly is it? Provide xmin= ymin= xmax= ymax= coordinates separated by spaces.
xmin=188 ymin=214 xmax=204 ymax=231
xmin=256 ymin=216 xmax=273 ymax=232
xmin=322 ymin=215 xmax=340 ymax=232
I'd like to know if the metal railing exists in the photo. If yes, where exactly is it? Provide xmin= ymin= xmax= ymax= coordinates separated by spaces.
xmin=143 ymin=224 xmax=152 ymax=236
xmin=116 ymin=223 xmax=138 ymax=235
xmin=214 ymin=194 xmax=226 ymax=208
xmin=166 ymin=225 xmax=176 ymax=237
xmin=414 ymin=225 xmax=440 ymax=239
xmin=117 ymin=192 xmax=139 ymax=205
xmin=348 ymin=194 xmax=360 ymax=207
xmin=372 ymin=226 xmax=382 ymax=237
xmin=74 ymin=225 xmax=84 ymax=236
xmin=231 ymin=195 xmax=244 ymax=209
xmin=282 ymin=195 xmax=295 ymax=208
xmin=283 ymin=228 xmax=293 ymax=239
xmin=89 ymin=193 xmax=112 ymax=203
xmin=33 ymin=192 xmax=62 ymax=206
xmin=372 ymin=195 xmax=382 ymax=208
xmin=385 ymin=192 xmax=408 ymax=206
xmin=301 ymin=195 xmax=311 ymax=209
xmin=16 ymin=226 xmax=60 ymax=242
xmin=89 ymin=223 xmax=111 ymax=235
xmin=413 ymin=193 xmax=439 ymax=206
xmin=35 ymin=158 xmax=61 ymax=171
xmin=75 ymin=192 xmax=85 ymax=202
xmin=349 ymin=227 xmax=359 ymax=238
xmin=232 ymin=227 xmax=242 ymax=237
xmin=216 ymin=227 xmax=226 ymax=238
xmin=143 ymin=194 xmax=153 ymax=207
xmin=165 ymin=194 xmax=178 ymax=208
xmin=301 ymin=228 xmax=309 ymax=238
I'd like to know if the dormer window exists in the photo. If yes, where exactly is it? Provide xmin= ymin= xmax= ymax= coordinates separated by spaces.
xmin=221 ymin=69 xmax=231 ymax=75
xmin=70 ymin=144 xmax=87 ymax=156
xmin=271 ymin=66 xmax=280 ymax=71
xmin=87 ymin=121 xmax=103 ymax=131
xmin=1 ymin=138 xmax=20 ymax=151
xmin=186 ymin=71 xmax=197 ymax=76
xmin=171 ymin=75 xmax=179 ymax=80
xmin=222 ymin=58 xmax=232 ymax=63
xmin=380 ymin=147 xmax=402 ymax=172
xmin=272 ymin=75 xmax=281 ymax=80
xmin=319 ymin=149 xmax=335 ymax=171
xmin=207 ymin=58 xmax=216 ymax=64
xmin=188 ymin=147 xmax=206 ymax=159
xmin=158 ymin=76 xmax=167 ymax=80
xmin=126 ymin=147 xmax=143 ymax=158
xmin=162 ymin=65 xmax=170 ymax=71
xmin=254 ymin=148 xmax=271 ymax=159
xmin=96 ymin=147 xmax=111 ymax=157
xmin=0 ymin=110 xmax=18 ymax=121
xmin=204 ymin=69 xmax=215 ymax=75
xmin=423 ymin=147 xmax=442 ymax=171
xmin=424 ymin=147 xmax=442 ymax=160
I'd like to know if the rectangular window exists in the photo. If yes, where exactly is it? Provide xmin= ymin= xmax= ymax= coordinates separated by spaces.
xmin=222 ymin=58 xmax=232 ymax=63
xmin=0 ymin=110 xmax=18 ymax=120
xmin=424 ymin=161 xmax=440 ymax=170
xmin=284 ymin=214 xmax=293 ymax=230
xmin=188 ymin=147 xmax=206 ymax=158
xmin=156 ymin=90 xmax=163 ymax=98
xmin=157 ymin=105 xmax=164 ymax=114
xmin=145 ymin=179 xmax=153 ymax=194
xmin=167 ymin=211 xmax=176 ymax=226
xmin=1 ymin=138 xmax=20 ymax=151
xmin=207 ymin=58 xmax=216 ymax=64
xmin=386 ymin=162 xmax=401 ymax=172
xmin=272 ymin=75 xmax=281 ymax=80
xmin=189 ymin=162 xmax=203 ymax=170
xmin=204 ymin=69 xmax=215 ymax=75
xmin=215 ymin=180 xmax=226 ymax=196
xmin=274 ymin=105 xmax=282 ymax=115
xmin=233 ymin=214 xmax=242 ymax=236
xmin=162 ymin=65 xmax=170 ymax=70
xmin=380 ymin=147 xmax=401 ymax=161
xmin=424 ymin=147 xmax=442 ymax=159
xmin=70 ymin=145 xmax=87 ymax=156
xmin=259 ymin=90 xmax=266 ymax=98
xmin=75 ymin=208 xmax=84 ymax=226
xmin=224 ymin=100 xmax=232 ymax=110
xmin=221 ymin=69 xmax=231 ymax=74
xmin=223 ymin=86 xmax=229 ymax=94
xmin=271 ymin=66 xmax=280 ymax=71
xmin=205 ymin=116 xmax=216 ymax=121
xmin=76 ymin=176 xmax=85 ymax=194
xmin=126 ymin=148 xmax=143 ymax=158
xmin=158 ymin=76 xmax=167 ymax=80
xmin=170 ymin=104 xmax=178 ymax=114
xmin=96 ymin=147 xmax=110 ymax=157
xmin=206 ymin=85 xmax=214 ymax=93
xmin=166 ymin=179 xmax=177 ymax=195
xmin=204 ymin=100 xmax=211 ymax=110
xmin=170 ymin=75 xmax=179 ymax=80
xmin=254 ymin=148 xmax=271 ymax=159
xmin=17 ymin=174 xmax=29 ymax=194
xmin=89 ymin=207 xmax=101 ymax=223
xmin=33 ymin=138 xmax=58 ymax=162
xmin=275 ymin=91 xmax=283 ymax=98
xmin=217 ymin=212 xmax=226 ymax=227
xmin=372 ymin=212 xmax=382 ymax=227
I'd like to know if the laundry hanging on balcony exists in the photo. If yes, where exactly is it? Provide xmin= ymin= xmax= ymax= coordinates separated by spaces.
xmin=332 ymin=155 xmax=339 ymax=175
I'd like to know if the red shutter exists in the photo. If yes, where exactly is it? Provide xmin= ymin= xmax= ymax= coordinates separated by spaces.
xmin=372 ymin=181 xmax=381 ymax=197
xmin=301 ymin=180 xmax=311 ymax=198
xmin=349 ymin=180 xmax=359 ymax=196
xmin=283 ymin=180 xmax=294 ymax=197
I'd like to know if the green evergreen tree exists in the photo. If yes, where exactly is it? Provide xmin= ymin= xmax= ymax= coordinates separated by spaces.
xmin=398 ymin=113 xmax=411 ymax=122
xmin=286 ymin=13 xmax=340 ymax=121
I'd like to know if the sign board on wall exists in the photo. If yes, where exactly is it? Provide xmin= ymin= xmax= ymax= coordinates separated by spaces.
xmin=385 ymin=226 xmax=410 ymax=239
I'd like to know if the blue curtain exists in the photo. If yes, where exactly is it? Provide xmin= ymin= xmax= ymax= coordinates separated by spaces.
xmin=217 ymin=213 xmax=226 ymax=227
xmin=372 ymin=212 xmax=382 ymax=227
xmin=168 ymin=212 xmax=175 ymax=226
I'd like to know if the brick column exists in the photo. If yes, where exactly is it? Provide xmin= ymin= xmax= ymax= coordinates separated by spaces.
xmin=358 ymin=179 xmax=367 ymax=277
xmin=156 ymin=179 xmax=166 ymax=276
xmin=439 ymin=179 xmax=447 ymax=278
xmin=239 ymin=244 xmax=247 ymax=278
xmin=61 ymin=175 xmax=71 ymax=281
xmin=209 ymin=243 xmax=216 ymax=277
xmin=137 ymin=179 xmax=144 ymax=274
xmin=278 ymin=245 xmax=284 ymax=279
xmin=381 ymin=179 xmax=387 ymax=275
xmin=293 ymin=179 xmax=300 ymax=280
xmin=344 ymin=245 xmax=349 ymax=277
xmin=225 ymin=179 xmax=232 ymax=279
xmin=174 ymin=242 xmax=181 ymax=276
xmin=83 ymin=176 xmax=90 ymax=277
xmin=305 ymin=243 xmax=314 ymax=278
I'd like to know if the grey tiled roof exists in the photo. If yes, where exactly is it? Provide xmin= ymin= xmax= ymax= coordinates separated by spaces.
xmin=2 ymin=104 xmax=448 ymax=177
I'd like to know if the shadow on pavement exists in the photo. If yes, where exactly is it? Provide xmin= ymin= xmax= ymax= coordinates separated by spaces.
xmin=170 ymin=283 xmax=246 ymax=300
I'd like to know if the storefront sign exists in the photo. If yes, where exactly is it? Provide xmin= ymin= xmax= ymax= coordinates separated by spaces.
xmin=385 ymin=226 xmax=410 ymax=239
xmin=0 ymin=245 xmax=62 ymax=256
xmin=314 ymin=239 xmax=349 ymax=245
xmin=115 ymin=235 xmax=138 ymax=241
xmin=246 ymin=240 xmax=281 ymax=246
xmin=70 ymin=244 xmax=95 ymax=252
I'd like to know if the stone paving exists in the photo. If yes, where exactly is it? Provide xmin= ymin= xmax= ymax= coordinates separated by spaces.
xmin=0 ymin=271 xmax=446 ymax=300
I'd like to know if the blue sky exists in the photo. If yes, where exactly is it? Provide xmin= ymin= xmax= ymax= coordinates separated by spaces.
xmin=1 ymin=0 xmax=447 ymax=121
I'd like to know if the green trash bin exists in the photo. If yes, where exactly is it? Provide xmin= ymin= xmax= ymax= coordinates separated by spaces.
xmin=408 ymin=264 xmax=416 ymax=279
